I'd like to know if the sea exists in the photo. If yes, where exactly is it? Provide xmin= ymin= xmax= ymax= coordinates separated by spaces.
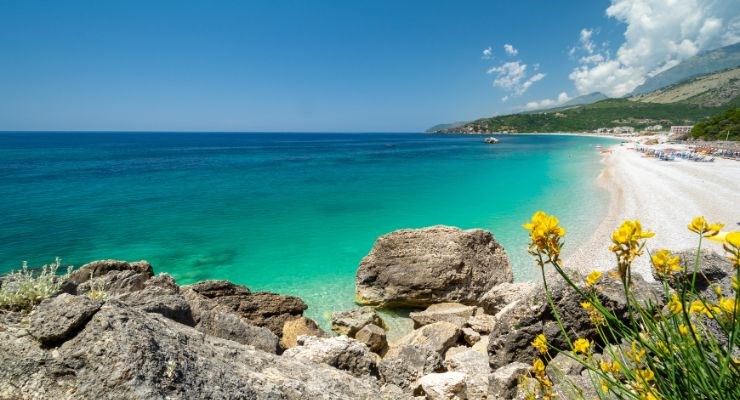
xmin=0 ymin=132 xmax=618 ymax=324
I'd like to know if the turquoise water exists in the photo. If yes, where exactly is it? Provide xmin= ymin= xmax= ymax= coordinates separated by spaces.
xmin=0 ymin=132 xmax=616 ymax=323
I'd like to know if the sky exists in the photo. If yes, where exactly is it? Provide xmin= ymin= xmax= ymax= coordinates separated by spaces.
xmin=0 ymin=0 xmax=738 ymax=132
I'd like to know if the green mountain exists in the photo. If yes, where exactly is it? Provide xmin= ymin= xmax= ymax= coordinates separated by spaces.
xmin=431 ymin=68 xmax=740 ymax=135
xmin=630 ymin=42 xmax=740 ymax=96
xmin=559 ymin=92 xmax=609 ymax=108
xmin=424 ymin=121 xmax=470 ymax=133
xmin=691 ymin=108 xmax=739 ymax=141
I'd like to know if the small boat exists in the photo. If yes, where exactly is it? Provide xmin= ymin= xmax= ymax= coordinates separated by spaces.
xmin=484 ymin=137 xmax=499 ymax=144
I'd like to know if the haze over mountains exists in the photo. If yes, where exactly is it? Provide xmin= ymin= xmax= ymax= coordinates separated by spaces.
xmin=429 ymin=42 xmax=740 ymax=134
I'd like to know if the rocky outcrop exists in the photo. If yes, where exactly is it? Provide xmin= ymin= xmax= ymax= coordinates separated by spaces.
xmin=487 ymin=268 xmax=664 ymax=369
xmin=355 ymin=226 xmax=512 ymax=308
xmin=115 ymin=273 xmax=195 ymax=326
xmin=0 ymin=301 xmax=382 ymax=399
xmin=67 ymin=259 xmax=154 ymax=295
xmin=184 ymin=280 xmax=307 ymax=337
xmin=330 ymin=306 xmax=386 ymax=337
xmin=283 ymin=335 xmax=379 ymax=378
xmin=27 ymin=293 xmax=102 ymax=346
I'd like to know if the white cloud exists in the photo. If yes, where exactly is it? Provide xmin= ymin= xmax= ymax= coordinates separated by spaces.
xmin=487 ymin=61 xmax=545 ymax=96
xmin=569 ymin=0 xmax=740 ymax=97
xmin=504 ymin=44 xmax=518 ymax=56
xmin=501 ymin=95 xmax=509 ymax=102
xmin=482 ymin=46 xmax=493 ymax=59
xmin=524 ymin=92 xmax=572 ymax=110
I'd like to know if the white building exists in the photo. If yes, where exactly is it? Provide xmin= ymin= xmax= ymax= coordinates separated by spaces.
xmin=670 ymin=126 xmax=693 ymax=134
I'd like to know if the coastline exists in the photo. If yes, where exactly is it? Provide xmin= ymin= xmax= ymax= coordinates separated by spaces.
xmin=566 ymin=140 xmax=740 ymax=278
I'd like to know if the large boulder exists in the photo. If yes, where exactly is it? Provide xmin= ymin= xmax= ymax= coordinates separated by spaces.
xmin=488 ymin=269 xmax=663 ymax=369
xmin=0 ymin=300 xmax=383 ymax=399
xmin=27 ymin=293 xmax=102 ymax=346
xmin=379 ymin=344 xmax=444 ymax=390
xmin=115 ymin=273 xmax=195 ymax=326
xmin=662 ymin=250 xmax=734 ymax=296
xmin=67 ymin=259 xmax=154 ymax=295
xmin=488 ymin=362 xmax=530 ymax=399
xmin=283 ymin=335 xmax=379 ymax=378
xmin=355 ymin=226 xmax=512 ymax=308
xmin=331 ymin=306 xmax=386 ymax=337
xmin=409 ymin=303 xmax=477 ymax=329
xmin=396 ymin=321 xmax=461 ymax=355
xmin=183 ymin=280 xmax=307 ymax=337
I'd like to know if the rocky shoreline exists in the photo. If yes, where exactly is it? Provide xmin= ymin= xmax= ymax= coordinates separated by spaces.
xmin=0 ymin=226 xmax=733 ymax=399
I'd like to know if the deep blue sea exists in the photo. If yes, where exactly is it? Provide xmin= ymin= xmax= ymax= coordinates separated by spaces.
xmin=0 ymin=132 xmax=617 ymax=323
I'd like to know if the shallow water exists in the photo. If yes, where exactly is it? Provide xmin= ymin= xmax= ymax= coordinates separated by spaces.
xmin=0 ymin=132 xmax=617 ymax=325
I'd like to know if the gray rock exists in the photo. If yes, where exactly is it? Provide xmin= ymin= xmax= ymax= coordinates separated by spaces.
xmin=546 ymin=351 xmax=584 ymax=377
xmin=666 ymin=250 xmax=734 ymax=295
xmin=183 ymin=280 xmax=307 ymax=337
xmin=471 ymin=335 xmax=488 ymax=354
xmin=281 ymin=316 xmax=328 ymax=349
xmin=396 ymin=321 xmax=461 ymax=355
xmin=27 ymin=293 xmax=102 ymax=346
xmin=1 ymin=302 xmax=382 ymax=399
xmin=283 ymin=335 xmax=379 ymax=378
xmin=478 ymin=282 xmax=536 ymax=315
xmin=409 ymin=303 xmax=477 ymax=329
xmin=419 ymin=372 xmax=468 ymax=400
xmin=355 ymin=323 xmax=388 ymax=355
xmin=487 ymin=269 xmax=663 ymax=369
xmin=443 ymin=349 xmax=490 ymax=399
xmin=182 ymin=286 xmax=279 ymax=353
xmin=461 ymin=327 xmax=481 ymax=346
xmin=355 ymin=226 xmax=512 ymax=308
xmin=115 ymin=273 xmax=195 ymax=326
xmin=380 ymin=344 xmax=444 ymax=389
xmin=466 ymin=313 xmax=496 ymax=334
xmin=488 ymin=362 xmax=530 ymax=400
xmin=331 ymin=306 xmax=386 ymax=337
xmin=67 ymin=259 xmax=154 ymax=295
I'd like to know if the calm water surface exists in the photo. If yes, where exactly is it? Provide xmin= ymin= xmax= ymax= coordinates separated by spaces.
xmin=0 ymin=132 xmax=617 ymax=323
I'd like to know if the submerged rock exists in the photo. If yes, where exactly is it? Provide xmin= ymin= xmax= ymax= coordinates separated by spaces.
xmin=355 ymin=226 xmax=512 ymax=308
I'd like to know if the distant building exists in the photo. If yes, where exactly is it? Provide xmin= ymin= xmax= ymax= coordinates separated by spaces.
xmin=670 ymin=126 xmax=693 ymax=134
xmin=645 ymin=124 xmax=663 ymax=131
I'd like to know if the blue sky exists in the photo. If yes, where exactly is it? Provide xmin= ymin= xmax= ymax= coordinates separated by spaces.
xmin=1 ymin=1 xmax=737 ymax=132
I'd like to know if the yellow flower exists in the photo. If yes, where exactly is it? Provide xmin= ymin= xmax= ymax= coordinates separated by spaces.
xmin=531 ymin=334 xmax=548 ymax=354
xmin=719 ymin=297 xmax=736 ymax=315
xmin=611 ymin=220 xmax=655 ymax=246
xmin=609 ymin=220 xmax=654 ymax=278
xmin=688 ymin=216 xmax=724 ymax=237
xmin=572 ymin=338 xmax=591 ymax=354
xmin=651 ymin=249 xmax=682 ymax=277
xmin=639 ymin=369 xmax=655 ymax=382
xmin=532 ymin=358 xmax=546 ymax=374
xmin=679 ymin=323 xmax=689 ymax=337
xmin=600 ymin=379 xmax=609 ymax=393
xmin=689 ymin=300 xmax=719 ymax=318
xmin=523 ymin=211 xmax=566 ymax=262
xmin=667 ymin=293 xmax=683 ymax=315
xmin=627 ymin=341 xmax=646 ymax=363
xmin=600 ymin=360 xmax=621 ymax=374
xmin=585 ymin=270 xmax=603 ymax=286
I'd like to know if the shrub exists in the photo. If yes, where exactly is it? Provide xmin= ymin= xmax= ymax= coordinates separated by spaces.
xmin=520 ymin=212 xmax=739 ymax=400
xmin=0 ymin=257 xmax=72 ymax=311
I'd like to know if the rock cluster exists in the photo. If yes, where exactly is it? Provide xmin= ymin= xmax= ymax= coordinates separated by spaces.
xmin=1 ymin=225 xmax=732 ymax=400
